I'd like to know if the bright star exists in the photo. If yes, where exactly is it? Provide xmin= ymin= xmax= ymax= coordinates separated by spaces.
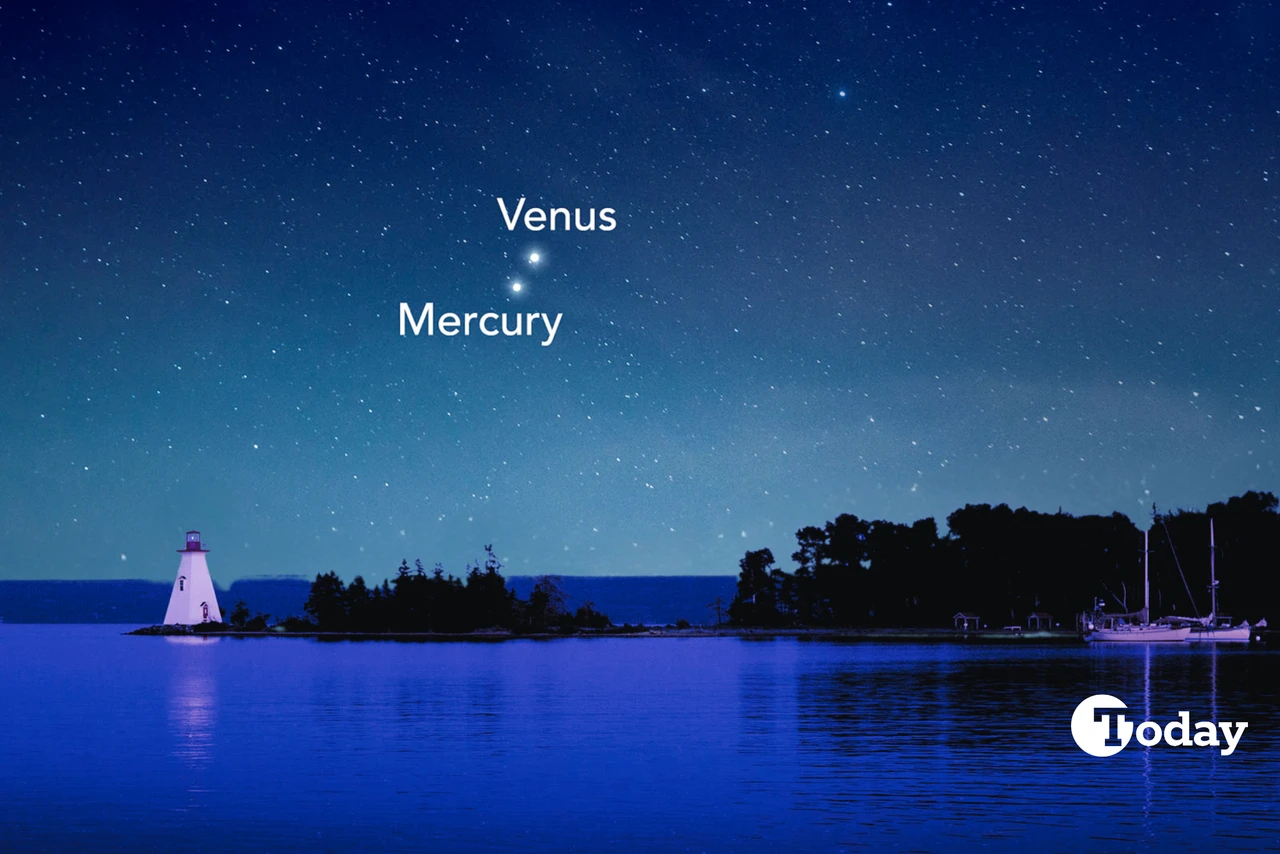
xmin=512 ymin=281 xmax=523 ymax=293
xmin=528 ymin=251 xmax=541 ymax=264
xmin=838 ymin=90 xmax=847 ymax=98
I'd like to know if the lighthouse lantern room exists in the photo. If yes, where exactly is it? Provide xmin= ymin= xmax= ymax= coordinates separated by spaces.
xmin=163 ymin=530 xmax=223 ymax=625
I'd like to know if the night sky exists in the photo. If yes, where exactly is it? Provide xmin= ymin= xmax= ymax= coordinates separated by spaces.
xmin=2 ymin=1 xmax=1277 ymax=583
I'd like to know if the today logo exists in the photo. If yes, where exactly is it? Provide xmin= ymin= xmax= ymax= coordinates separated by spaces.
xmin=1071 ymin=694 xmax=1248 ymax=757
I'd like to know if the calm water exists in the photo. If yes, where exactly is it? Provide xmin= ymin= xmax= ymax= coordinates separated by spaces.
xmin=1 ymin=626 xmax=1278 ymax=852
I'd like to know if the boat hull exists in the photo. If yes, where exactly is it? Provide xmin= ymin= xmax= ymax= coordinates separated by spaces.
xmin=1085 ymin=625 xmax=1191 ymax=642
xmin=1188 ymin=625 xmax=1252 ymax=642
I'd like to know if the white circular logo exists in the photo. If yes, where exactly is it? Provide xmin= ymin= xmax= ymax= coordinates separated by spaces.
xmin=1071 ymin=694 xmax=1133 ymax=757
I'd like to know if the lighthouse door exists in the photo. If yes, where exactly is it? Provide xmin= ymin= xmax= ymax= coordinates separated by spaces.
xmin=201 ymin=602 xmax=209 ymax=622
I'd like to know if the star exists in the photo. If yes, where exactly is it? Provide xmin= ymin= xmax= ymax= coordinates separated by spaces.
xmin=528 ymin=251 xmax=541 ymax=264
xmin=511 ymin=281 xmax=523 ymax=293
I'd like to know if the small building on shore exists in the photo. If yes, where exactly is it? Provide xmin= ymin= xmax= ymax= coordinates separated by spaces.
xmin=953 ymin=612 xmax=980 ymax=631
xmin=1027 ymin=612 xmax=1054 ymax=630
xmin=163 ymin=530 xmax=222 ymax=625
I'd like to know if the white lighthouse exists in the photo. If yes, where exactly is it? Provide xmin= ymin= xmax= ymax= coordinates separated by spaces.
xmin=163 ymin=530 xmax=223 ymax=625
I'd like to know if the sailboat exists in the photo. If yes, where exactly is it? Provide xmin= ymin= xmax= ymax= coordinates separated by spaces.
xmin=1187 ymin=519 xmax=1254 ymax=642
xmin=1085 ymin=529 xmax=1191 ymax=642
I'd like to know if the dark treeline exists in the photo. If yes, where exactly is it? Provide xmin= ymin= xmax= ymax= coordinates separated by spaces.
xmin=301 ymin=544 xmax=610 ymax=633
xmin=729 ymin=491 xmax=1280 ymax=629
xmin=1145 ymin=492 xmax=1280 ymax=621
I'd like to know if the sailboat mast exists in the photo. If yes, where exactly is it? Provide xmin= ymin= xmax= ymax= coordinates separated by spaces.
xmin=1209 ymin=518 xmax=1217 ymax=621
xmin=1144 ymin=528 xmax=1150 ymax=625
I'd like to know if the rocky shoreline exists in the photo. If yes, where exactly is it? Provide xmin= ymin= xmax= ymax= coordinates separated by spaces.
xmin=128 ymin=624 xmax=1089 ymax=643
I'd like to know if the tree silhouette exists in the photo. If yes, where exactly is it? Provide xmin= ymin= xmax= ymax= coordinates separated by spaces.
xmin=725 ymin=494 xmax=1277 ymax=629
xmin=728 ymin=548 xmax=781 ymax=625
xmin=299 ymin=544 xmax=609 ymax=633
xmin=304 ymin=571 xmax=348 ymax=631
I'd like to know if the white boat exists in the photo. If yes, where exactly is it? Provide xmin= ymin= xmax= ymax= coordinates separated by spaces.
xmin=1085 ymin=529 xmax=1190 ymax=642
xmin=1088 ymin=622 xmax=1191 ymax=642
xmin=1186 ymin=519 xmax=1256 ymax=642
xmin=1189 ymin=621 xmax=1251 ymax=642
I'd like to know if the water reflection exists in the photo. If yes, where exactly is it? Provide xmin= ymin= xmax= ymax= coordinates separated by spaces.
xmin=162 ymin=635 xmax=223 ymax=648
xmin=1 ymin=628 xmax=1276 ymax=853
xmin=787 ymin=643 xmax=1276 ymax=849
xmin=1142 ymin=644 xmax=1152 ymax=841
xmin=168 ymin=660 xmax=217 ymax=766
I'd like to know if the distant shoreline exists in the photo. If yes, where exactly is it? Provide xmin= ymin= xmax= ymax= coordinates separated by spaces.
xmin=128 ymin=625 xmax=1087 ymax=643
